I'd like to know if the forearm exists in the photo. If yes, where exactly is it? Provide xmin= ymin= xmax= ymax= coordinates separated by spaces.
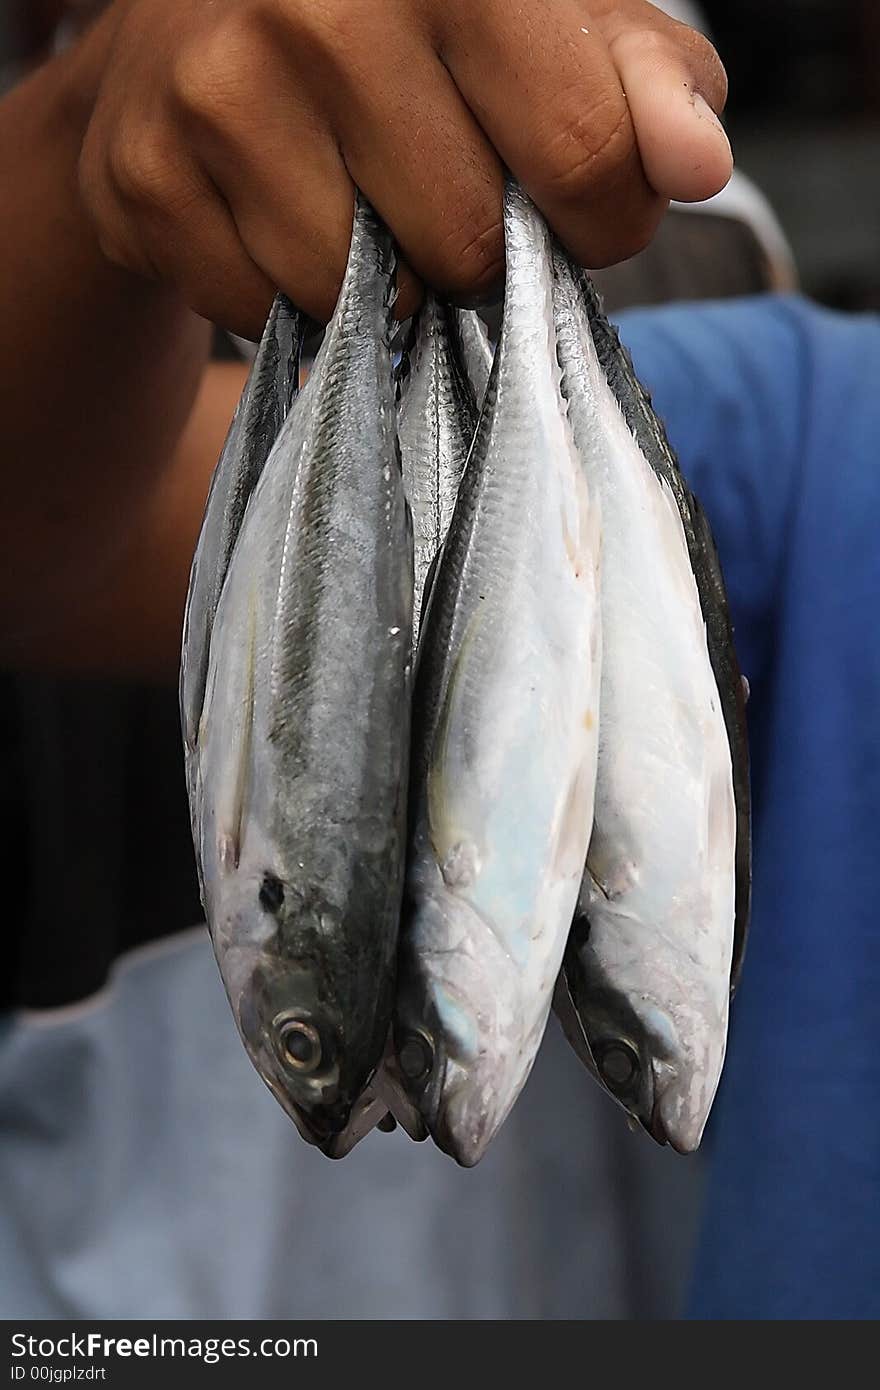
xmin=37 ymin=360 xmax=249 ymax=683
xmin=0 ymin=18 xmax=210 ymax=665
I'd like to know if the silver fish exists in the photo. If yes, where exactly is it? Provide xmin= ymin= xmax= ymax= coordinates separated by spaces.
xmin=396 ymin=299 xmax=490 ymax=639
xmin=195 ymin=198 xmax=413 ymax=1146
xmin=449 ymin=307 xmax=493 ymax=416
xmin=324 ymin=305 xmax=492 ymax=1156
xmin=551 ymin=250 xmax=748 ymax=1154
xmin=321 ymin=302 xmax=492 ymax=1156
xmin=393 ymin=184 xmax=602 ymax=1167
xmin=180 ymin=296 xmax=302 ymax=773
xmin=323 ymin=1036 xmax=429 ymax=1157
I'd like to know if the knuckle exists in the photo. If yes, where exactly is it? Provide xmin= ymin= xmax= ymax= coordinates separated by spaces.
xmin=609 ymin=23 xmax=728 ymax=111
xmin=95 ymin=225 xmax=136 ymax=272
xmin=287 ymin=1 xmax=358 ymax=61
xmin=89 ymin=200 xmax=145 ymax=274
xmin=78 ymin=139 xmax=138 ymax=270
xmin=109 ymin=130 xmax=174 ymax=209
xmin=616 ymin=26 xmax=676 ymax=68
xmin=172 ymin=15 xmax=257 ymax=126
xmin=435 ymin=214 xmax=505 ymax=298
xmin=671 ymin=24 xmax=729 ymax=107
xmin=538 ymin=95 xmax=633 ymax=204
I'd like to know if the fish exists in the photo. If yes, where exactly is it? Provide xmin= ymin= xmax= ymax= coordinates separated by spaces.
xmin=396 ymin=299 xmax=491 ymax=638
xmin=393 ymin=182 xmax=603 ymax=1167
xmin=319 ymin=301 xmax=492 ymax=1156
xmin=322 ymin=1038 xmax=429 ymax=1158
xmin=449 ymin=307 xmax=493 ymax=417
xmin=194 ymin=197 xmax=413 ymax=1147
xmin=550 ymin=249 xmax=749 ymax=1154
xmin=180 ymin=295 xmax=302 ymax=776
xmin=321 ymin=304 xmax=493 ymax=1157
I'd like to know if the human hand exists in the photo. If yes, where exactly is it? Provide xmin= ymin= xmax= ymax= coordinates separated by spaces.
xmin=76 ymin=0 xmax=731 ymax=334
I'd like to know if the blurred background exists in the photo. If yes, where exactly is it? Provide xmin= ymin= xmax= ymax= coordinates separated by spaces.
xmin=702 ymin=0 xmax=880 ymax=311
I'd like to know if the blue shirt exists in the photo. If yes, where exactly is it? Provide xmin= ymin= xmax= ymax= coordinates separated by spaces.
xmin=621 ymin=295 xmax=880 ymax=1319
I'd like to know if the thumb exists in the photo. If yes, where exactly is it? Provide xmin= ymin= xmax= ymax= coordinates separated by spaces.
xmin=608 ymin=22 xmax=733 ymax=204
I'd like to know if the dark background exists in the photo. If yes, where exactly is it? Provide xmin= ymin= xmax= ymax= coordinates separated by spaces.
xmin=700 ymin=0 xmax=880 ymax=310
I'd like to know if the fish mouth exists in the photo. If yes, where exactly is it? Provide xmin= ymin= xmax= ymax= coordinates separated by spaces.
xmin=641 ymin=1103 xmax=670 ymax=1149
xmin=245 ymin=1042 xmax=357 ymax=1141
xmin=430 ymin=1115 xmax=483 ymax=1169
xmin=371 ymin=1063 xmax=429 ymax=1143
xmin=317 ymin=1055 xmax=431 ymax=1159
xmin=262 ymin=1074 xmax=354 ymax=1145
xmin=318 ymin=1089 xmax=391 ymax=1160
xmin=430 ymin=1083 xmax=497 ymax=1169
xmin=300 ymin=1096 xmax=353 ymax=1138
xmin=642 ymin=1088 xmax=706 ymax=1156
xmin=288 ymin=1101 xmax=333 ymax=1148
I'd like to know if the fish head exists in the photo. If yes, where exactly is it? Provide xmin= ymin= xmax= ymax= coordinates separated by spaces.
xmin=208 ymin=865 xmax=369 ymax=1142
xmin=393 ymin=1005 xmax=502 ymax=1169
xmin=235 ymin=953 xmax=351 ymax=1142
xmin=559 ymin=906 xmax=728 ymax=1154
xmin=394 ymin=884 xmax=529 ymax=1168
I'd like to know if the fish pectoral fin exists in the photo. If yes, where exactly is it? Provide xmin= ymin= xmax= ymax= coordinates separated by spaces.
xmin=561 ymin=460 xmax=601 ymax=584
xmin=586 ymin=812 xmax=645 ymax=903
xmin=589 ymin=871 xmax=617 ymax=908
xmin=592 ymin=874 xmax=611 ymax=902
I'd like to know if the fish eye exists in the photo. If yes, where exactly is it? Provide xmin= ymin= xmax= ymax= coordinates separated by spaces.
xmin=259 ymin=873 xmax=285 ymax=914
xmin=594 ymin=1039 xmax=640 ymax=1095
xmin=398 ymin=1032 xmax=434 ymax=1084
xmin=276 ymin=1016 xmax=322 ymax=1074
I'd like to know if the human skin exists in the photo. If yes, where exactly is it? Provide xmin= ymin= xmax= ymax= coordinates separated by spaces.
xmin=78 ymin=0 xmax=732 ymax=332
xmin=0 ymin=0 xmax=732 ymax=676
